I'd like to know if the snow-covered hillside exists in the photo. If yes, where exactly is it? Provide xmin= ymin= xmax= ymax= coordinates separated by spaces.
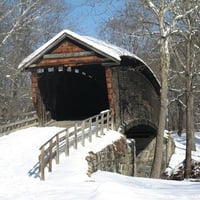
xmin=0 ymin=127 xmax=200 ymax=200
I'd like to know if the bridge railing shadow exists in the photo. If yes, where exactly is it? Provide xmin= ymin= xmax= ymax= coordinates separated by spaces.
xmin=28 ymin=162 xmax=40 ymax=178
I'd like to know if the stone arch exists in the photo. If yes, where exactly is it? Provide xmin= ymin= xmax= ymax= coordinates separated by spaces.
xmin=120 ymin=118 xmax=157 ymax=137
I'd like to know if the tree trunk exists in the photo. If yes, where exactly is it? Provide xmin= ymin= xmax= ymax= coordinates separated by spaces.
xmin=184 ymin=32 xmax=195 ymax=178
xmin=150 ymin=35 xmax=170 ymax=178
xmin=185 ymin=91 xmax=194 ymax=178
xmin=177 ymin=100 xmax=183 ymax=136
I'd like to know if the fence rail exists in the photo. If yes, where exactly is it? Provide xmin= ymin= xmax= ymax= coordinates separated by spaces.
xmin=39 ymin=109 xmax=113 ymax=180
xmin=0 ymin=111 xmax=38 ymax=135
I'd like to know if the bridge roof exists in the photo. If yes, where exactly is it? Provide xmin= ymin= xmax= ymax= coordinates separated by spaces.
xmin=18 ymin=30 xmax=143 ymax=69
xmin=18 ymin=29 xmax=160 ymax=92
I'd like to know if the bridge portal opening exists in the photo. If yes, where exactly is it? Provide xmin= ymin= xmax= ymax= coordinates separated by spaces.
xmin=125 ymin=124 xmax=157 ymax=177
xmin=37 ymin=64 xmax=109 ymax=120
xmin=125 ymin=124 xmax=157 ymax=155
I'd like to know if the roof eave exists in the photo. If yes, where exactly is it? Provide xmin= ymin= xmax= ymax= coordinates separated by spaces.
xmin=18 ymin=32 xmax=68 ymax=70
xmin=18 ymin=31 xmax=121 ymax=70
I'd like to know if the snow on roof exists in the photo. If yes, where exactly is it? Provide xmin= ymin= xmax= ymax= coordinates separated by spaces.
xmin=18 ymin=29 xmax=160 ymax=90
xmin=18 ymin=29 xmax=144 ymax=70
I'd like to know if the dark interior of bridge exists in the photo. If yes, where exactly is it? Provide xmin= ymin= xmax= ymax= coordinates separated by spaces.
xmin=37 ymin=65 xmax=109 ymax=120
xmin=125 ymin=124 xmax=156 ymax=155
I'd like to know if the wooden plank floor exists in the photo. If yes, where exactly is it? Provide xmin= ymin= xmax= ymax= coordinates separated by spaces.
xmin=49 ymin=120 xmax=81 ymax=128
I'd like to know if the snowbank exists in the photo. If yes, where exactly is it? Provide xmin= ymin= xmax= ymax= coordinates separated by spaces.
xmin=0 ymin=127 xmax=200 ymax=200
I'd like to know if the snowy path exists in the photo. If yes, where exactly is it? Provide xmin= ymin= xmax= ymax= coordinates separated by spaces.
xmin=0 ymin=127 xmax=200 ymax=200
xmin=0 ymin=127 xmax=64 ymax=199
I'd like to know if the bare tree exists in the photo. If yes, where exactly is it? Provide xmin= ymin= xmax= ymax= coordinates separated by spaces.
xmin=0 ymin=0 xmax=71 ymax=120
xmin=144 ymin=0 xmax=199 ymax=178
xmin=143 ymin=0 xmax=171 ymax=178
xmin=169 ymin=0 xmax=200 ymax=178
xmin=99 ymin=0 xmax=161 ymax=77
xmin=98 ymin=0 xmax=199 ymax=178
xmin=101 ymin=0 xmax=177 ymax=178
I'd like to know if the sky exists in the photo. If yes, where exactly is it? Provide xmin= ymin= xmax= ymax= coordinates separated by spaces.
xmin=65 ymin=0 xmax=124 ymax=38
xmin=0 ymin=126 xmax=200 ymax=199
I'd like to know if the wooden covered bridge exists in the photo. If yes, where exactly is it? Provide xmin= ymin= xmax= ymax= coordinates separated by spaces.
xmin=18 ymin=29 xmax=160 ymax=142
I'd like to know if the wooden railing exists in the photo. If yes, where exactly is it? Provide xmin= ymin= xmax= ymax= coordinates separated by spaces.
xmin=0 ymin=111 xmax=38 ymax=135
xmin=38 ymin=110 xmax=113 ymax=180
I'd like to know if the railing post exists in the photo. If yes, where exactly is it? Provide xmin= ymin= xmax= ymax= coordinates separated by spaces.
xmin=89 ymin=118 xmax=92 ymax=142
xmin=82 ymin=120 xmax=85 ymax=146
xmin=40 ymin=147 xmax=45 ymax=180
xmin=111 ymin=110 xmax=114 ymax=130
xmin=56 ymin=134 xmax=59 ymax=164
xmin=65 ymin=129 xmax=69 ymax=156
xmin=106 ymin=110 xmax=110 ymax=130
xmin=100 ymin=112 xmax=104 ymax=135
xmin=37 ymin=110 xmax=113 ymax=181
xmin=49 ymin=139 xmax=53 ymax=172
xmin=74 ymin=123 xmax=78 ymax=149
xmin=95 ymin=115 xmax=99 ymax=137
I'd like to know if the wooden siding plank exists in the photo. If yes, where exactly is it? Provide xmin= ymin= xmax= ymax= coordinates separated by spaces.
xmin=36 ymin=56 xmax=103 ymax=67
xmin=52 ymin=40 xmax=85 ymax=54
xmin=43 ymin=51 xmax=95 ymax=59
xmin=105 ymin=67 xmax=115 ymax=115
xmin=31 ymin=70 xmax=38 ymax=105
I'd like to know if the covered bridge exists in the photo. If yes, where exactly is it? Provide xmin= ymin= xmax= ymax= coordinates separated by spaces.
xmin=18 ymin=29 xmax=160 ymax=139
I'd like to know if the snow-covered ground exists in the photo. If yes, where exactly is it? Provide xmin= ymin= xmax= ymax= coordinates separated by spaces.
xmin=165 ymin=132 xmax=200 ymax=178
xmin=0 ymin=127 xmax=200 ymax=200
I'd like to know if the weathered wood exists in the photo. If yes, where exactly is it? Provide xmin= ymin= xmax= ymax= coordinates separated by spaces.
xmin=0 ymin=112 xmax=38 ymax=135
xmin=56 ymin=134 xmax=59 ymax=164
xmin=74 ymin=123 xmax=78 ymax=149
xmin=106 ymin=111 xmax=110 ymax=130
xmin=65 ymin=129 xmax=69 ymax=156
xmin=81 ymin=121 xmax=85 ymax=146
xmin=89 ymin=118 xmax=92 ymax=142
xmin=31 ymin=70 xmax=38 ymax=105
xmin=36 ymin=56 xmax=102 ymax=67
xmin=43 ymin=51 xmax=95 ymax=59
xmin=38 ymin=110 xmax=112 ymax=180
xmin=52 ymin=40 xmax=83 ymax=54
xmin=100 ymin=112 xmax=104 ymax=135
xmin=105 ymin=67 xmax=115 ymax=115
xmin=95 ymin=115 xmax=99 ymax=137
xmin=40 ymin=147 xmax=45 ymax=180
xmin=48 ymin=140 xmax=53 ymax=172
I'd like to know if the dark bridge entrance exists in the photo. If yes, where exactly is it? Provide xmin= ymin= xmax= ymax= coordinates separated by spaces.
xmin=125 ymin=124 xmax=157 ymax=138
xmin=38 ymin=65 xmax=109 ymax=120
xmin=123 ymin=122 xmax=157 ymax=177
xmin=125 ymin=124 xmax=157 ymax=155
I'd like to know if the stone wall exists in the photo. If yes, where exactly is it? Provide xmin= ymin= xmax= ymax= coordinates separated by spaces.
xmin=85 ymin=133 xmax=175 ymax=178
xmin=85 ymin=136 xmax=136 ymax=177
xmin=135 ymin=137 xmax=156 ymax=177
xmin=135 ymin=134 xmax=175 ymax=177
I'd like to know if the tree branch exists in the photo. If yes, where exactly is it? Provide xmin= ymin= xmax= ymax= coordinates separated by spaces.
xmin=145 ymin=0 xmax=159 ymax=17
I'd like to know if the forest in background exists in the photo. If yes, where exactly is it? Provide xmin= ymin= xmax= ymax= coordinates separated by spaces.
xmin=0 ymin=0 xmax=75 ymax=121
xmin=97 ymin=0 xmax=199 ymax=178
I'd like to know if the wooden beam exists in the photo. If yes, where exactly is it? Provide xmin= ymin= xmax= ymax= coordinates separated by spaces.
xmin=105 ymin=67 xmax=115 ymax=115
xmin=36 ymin=56 xmax=103 ymax=67
xmin=43 ymin=51 xmax=96 ymax=59
xmin=102 ymin=62 xmax=120 ymax=67
xmin=52 ymin=40 xmax=83 ymax=53
xmin=31 ymin=70 xmax=38 ymax=105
